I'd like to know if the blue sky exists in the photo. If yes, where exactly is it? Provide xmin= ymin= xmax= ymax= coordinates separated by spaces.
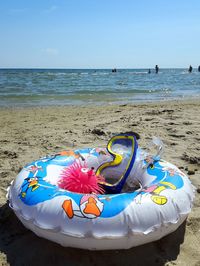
xmin=0 ymin=0 xmax=200 ymax=68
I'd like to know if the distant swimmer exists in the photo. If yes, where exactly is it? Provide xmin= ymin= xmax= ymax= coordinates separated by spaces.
xmin=198 ymin=66 xmax=200 ymax=72
xmin=112 ymin=68 xmax=117 ymax=73
xmin=148 ymin=69 xmax=151 ymax=74
xmin=188 ymin=65 xmax=193 ymax=73
xmin=155 ymin=65 xmax=159 ymax=74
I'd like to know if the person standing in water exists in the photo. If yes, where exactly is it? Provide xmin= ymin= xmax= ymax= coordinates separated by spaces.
xmin=188 ymin=65 xmax=193 ymax=73
xmin=155 ymin=65 xmax=159 ymax=74
xmin=198 ymin=66 xmax=200 ymax=72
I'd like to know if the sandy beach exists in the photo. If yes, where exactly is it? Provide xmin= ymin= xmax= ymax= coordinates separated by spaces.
xmin=0 ymin=99 xmax=200 ymax=266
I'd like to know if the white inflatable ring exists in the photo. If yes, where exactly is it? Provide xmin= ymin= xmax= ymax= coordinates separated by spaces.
xmin=7 ymin=133 xmax=195 ymax=250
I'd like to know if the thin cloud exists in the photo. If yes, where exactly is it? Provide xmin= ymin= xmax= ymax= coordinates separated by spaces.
xmin=44 ymin=48 xmax=59 ymax=56
xmin=43 ymin=5 xmax=58 ymax=13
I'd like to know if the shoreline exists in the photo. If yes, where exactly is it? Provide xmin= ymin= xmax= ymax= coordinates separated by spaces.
xmin=0 ymin=96 xmax=200 ymax=110
xmin=0 ymin=99 xmax=200 ymax=265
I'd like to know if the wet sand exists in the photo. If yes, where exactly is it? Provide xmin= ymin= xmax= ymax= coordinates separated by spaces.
xmin=0 ymin=99 xmax=200 ymax=266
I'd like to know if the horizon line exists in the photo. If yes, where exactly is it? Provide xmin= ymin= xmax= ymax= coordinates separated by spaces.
xmin=0 ymin=67 xmax=196 ymax=70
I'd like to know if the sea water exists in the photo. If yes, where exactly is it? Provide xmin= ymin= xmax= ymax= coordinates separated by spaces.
xmin=0 ymin=68 xmax=200 ymax=107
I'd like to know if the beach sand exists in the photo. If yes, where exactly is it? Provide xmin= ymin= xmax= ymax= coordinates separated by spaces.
xmin=0 ymin=100 xmax=200 ymax=266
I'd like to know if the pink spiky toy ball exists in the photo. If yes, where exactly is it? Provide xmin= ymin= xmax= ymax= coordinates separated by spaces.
xmin=58 ymin=161 xmax=105 ymax=194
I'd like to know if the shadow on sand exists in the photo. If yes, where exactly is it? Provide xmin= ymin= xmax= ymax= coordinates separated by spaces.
xmin=0 ymin=202 xmax=186 ymax=266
